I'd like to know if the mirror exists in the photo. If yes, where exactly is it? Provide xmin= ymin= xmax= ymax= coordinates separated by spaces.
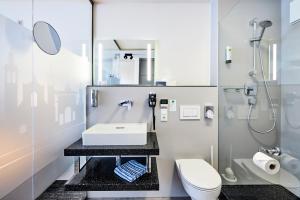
xmin=94 ymin=40 xmax=158 ymax=86
xmin=33 ymin=21 xmax=61 ymax=55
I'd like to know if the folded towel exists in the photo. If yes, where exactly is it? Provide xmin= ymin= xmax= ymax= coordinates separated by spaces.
xmin=114 ymin=160 xmax=147 ymax=182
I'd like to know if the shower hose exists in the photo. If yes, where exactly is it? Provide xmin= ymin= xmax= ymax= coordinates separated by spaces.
xmin=247 ymin=42 xmax=277 ymax=134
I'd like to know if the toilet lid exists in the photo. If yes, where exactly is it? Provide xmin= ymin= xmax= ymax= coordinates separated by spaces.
xmin=179 ymin=159 xmax=221 ymax=190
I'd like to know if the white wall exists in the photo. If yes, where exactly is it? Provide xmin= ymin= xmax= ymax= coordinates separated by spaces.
xmin=94 ymin=1 xmax=212 ymax=86
xmin=0 ymin=0 xmax=92 ymax=199
xmin=86 ymin=86 xmax=218 ymax=198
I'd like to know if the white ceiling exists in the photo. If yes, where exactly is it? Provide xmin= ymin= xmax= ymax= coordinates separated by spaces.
xmin=93 ymin=0 xmax=209 ymax=3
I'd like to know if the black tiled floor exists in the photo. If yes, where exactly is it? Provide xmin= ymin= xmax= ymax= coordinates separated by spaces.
xmin=37 ymin=181 xmax=300 ymax=200
xmin=36 ymin=180 xmax=86 ymax=200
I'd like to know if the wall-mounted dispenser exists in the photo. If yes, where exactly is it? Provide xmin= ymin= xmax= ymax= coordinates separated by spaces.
xmin=225 ymin=46 xmax=232 ymax=64
xmin=90 ymin=89 xmax=99 ymax=107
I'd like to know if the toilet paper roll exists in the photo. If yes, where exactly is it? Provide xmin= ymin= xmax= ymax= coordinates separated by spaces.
xmin=205 ymin=110 xmax=214 ymax=119
xmin=253 ymin=152 xmax=280 ymax=175
xmin=281 ymin=153 xmax=300 ymax=174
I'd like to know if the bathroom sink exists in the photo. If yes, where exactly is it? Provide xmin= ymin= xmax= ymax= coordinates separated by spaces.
xmin=82 ymin=123 xmax=147 ymax=146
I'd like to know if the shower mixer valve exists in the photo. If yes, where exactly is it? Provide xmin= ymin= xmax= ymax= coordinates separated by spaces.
xmin=244 ymin=83 xmax=257 ymax=96
xmin=245 ymin=83 xmax=258 ymax=106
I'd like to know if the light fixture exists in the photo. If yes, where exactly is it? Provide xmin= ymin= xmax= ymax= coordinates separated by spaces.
xmin=124 ymin=53 xmax=133 ymax=60
xmin=268 ymin=44 xmax=271 ymax=80
xmin=147 ymin=43 xmax=152 ymax=81
xmin=98 ymin=43 xmax=103 ymax=83
xmin=81 ymin=43 xmax=87 ymax=59
xmin=273 ymin=43 xmax=277 ymax=81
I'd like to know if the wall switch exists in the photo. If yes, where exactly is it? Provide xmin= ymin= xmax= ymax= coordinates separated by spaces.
xmin=169 ymin=99 xmax=177 ymax=112
xmin=160 ymin=99 xmax=169 ymax=122
xmin=161 ymin=109 xmax=168 ymax=122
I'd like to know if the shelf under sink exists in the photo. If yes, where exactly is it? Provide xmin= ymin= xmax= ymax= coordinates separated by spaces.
xmin=65 ymin=157 xmax=159 ymax=191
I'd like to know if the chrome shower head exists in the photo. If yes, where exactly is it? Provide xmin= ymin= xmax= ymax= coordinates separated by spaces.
xmin=258 ymin=20 xmax=273 ymax=41
xmin=259 ymin=20 xmax=273 ymax=28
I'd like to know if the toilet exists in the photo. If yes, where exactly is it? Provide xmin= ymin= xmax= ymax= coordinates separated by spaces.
xmin=176 ymin=159 xmax=222 ymax=200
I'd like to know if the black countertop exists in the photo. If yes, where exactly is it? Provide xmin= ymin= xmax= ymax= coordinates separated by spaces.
xmin=65 ymin=157 xmax=159 ymax=191
xmin=64 ymin=132 xmax=159 ymax=156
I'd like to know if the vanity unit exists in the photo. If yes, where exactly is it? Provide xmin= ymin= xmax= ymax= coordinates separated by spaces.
xmin=63 ymin=132 xmax=159 ymax=191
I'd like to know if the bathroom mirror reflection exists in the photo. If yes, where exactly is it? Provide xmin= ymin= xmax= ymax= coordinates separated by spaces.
xmin=94 ymin=39 xmax=157 ymax=86
xmin=33 ymin=21 xmax=61 ymax=55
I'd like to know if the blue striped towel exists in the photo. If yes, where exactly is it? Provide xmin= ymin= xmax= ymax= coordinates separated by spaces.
xmin=114 ymin=160 xmax=147 ymax=182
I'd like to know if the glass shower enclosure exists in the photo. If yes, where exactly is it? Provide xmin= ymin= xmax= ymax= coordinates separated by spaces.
xmin=218 ymin=0 xmax=300 ymax=197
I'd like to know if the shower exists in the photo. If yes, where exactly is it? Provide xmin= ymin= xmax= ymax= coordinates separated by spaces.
xmin=250 ymin=20 xmax=273 ymax=42
xmin=247 ymin=19 xmax=277 ymax=134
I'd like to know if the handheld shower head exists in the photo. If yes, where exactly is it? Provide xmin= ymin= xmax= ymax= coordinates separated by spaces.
xmin=258 ymin=20 xmax=272 ymax=41
xmin=259 ymin=20 xmax=273 ymax=28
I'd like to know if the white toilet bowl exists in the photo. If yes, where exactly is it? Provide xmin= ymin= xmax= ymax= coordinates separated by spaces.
xmin=176 ymin=159 xmax=222 ymax=200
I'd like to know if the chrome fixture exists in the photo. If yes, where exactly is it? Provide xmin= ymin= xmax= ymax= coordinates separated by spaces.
xmin=116 ymin=156 xmax=121 ymax=167
xmin=118 ymin=100 xmax=133 ymax=110
xmin=90 ymin=89 xmax=99 ymax=107
xmin=260 ymin=147 xmax=281 ymax=157
xmin=247 ymin=19 xmax=277 ymax=134
xmin=250 ymin=20 xmax=273 ymax=43
xmin=244 ymin=82 xmax=258 ymax=96
xmin=249 ymin=18 xmax=258 ymax=77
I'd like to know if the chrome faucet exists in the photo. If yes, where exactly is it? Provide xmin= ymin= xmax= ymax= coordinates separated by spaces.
xmin=118 ymin=100 xmax=133 ymax=110
xmin=260 ymin=147 xmax=281 ymax=156
xmin=90 ymin=89 xmax=99 ymax=107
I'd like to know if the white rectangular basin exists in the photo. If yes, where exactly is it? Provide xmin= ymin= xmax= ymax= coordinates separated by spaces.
xmin=82 ymin=123 xmax=147 ymax=146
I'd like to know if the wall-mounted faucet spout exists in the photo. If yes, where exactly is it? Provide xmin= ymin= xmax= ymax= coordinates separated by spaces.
xmin=119 ymin=100 xmax=133 ymax=110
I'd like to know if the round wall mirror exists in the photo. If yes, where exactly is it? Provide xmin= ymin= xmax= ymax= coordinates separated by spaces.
xmin=33 ymin=21 xmax=61 ymax=55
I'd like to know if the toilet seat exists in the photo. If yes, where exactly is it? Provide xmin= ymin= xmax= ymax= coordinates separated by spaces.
xmin=182 ymin=177 xmax=221 ymax=192
xmin=177 ymin=159 xmax=222 ymax=191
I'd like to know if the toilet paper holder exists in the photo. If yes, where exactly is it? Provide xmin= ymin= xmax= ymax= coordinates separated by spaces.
xmin=204 ymin=104 xmax=214 ymax=119
xmin=259 ymin=146 xmax=281 ymax=156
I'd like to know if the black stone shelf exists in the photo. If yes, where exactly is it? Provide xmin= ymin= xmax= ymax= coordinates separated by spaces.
xmin=221 ymin=185 xmax=299 ymax=200
xmin=65 ymin=157 xmax=159 ymax=191
xmin=64 ymin=132 xmax=159 ymax=156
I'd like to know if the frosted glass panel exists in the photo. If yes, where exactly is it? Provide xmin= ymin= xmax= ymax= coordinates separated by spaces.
xmin=0 ymin=0 xmax=92 ymax=198
xmin=31 ymin=0 xmax=92 ymax=197
xmin=281 ymin=0 xmax=300 ymax=196
xmin=0 ymin=14 xmax=33 ymax=199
